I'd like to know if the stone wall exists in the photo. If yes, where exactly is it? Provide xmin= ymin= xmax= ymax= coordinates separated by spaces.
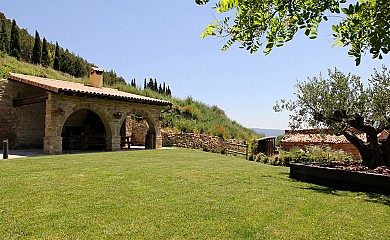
xmin=120 ymin=116 xmax=149 ymax=145
xmin=163 ymin=132 xmax=244 ymax=153
xmin=44 ymin=93 xmax=164 ymax=154
xmin=281 ymin=141 xmax=362 ymax=160
xmin=1 ymin=78 xmax=166 ymax=153
xmin=0 ymin=79 xmax=46 ymax=149
xmin=131 ymin=120 xmax=148 ymax=145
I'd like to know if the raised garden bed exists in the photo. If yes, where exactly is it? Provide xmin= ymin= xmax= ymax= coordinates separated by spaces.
xmin=290 ymin=163 xmax=390 ymax=195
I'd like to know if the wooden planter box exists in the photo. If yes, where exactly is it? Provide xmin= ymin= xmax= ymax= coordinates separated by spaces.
xmin=290 ymin=163 xmax=390 ymax=195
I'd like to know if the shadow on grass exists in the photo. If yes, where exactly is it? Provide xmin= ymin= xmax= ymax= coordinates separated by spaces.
xmin=301 ymin=185 xmax=390 ymax=206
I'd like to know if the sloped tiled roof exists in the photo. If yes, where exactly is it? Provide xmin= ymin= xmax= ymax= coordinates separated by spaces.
xmin=282 ymin=132 xmax=367 ymax=144
xmin=8 ymin=73 xmax=171 ymax=106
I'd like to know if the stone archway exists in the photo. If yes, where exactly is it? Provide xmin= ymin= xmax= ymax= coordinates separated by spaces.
xmin=119 ymin=109 xmax=161 ymax=149
xmin=61 ymin=109 xmax=108 ymax=152
xmin=43 ymin=92 xmax=166 ymax=154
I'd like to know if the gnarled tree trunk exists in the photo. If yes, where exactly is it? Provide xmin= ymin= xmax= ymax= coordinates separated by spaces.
xmin=343 ymin=129 xmax=389 ymax=169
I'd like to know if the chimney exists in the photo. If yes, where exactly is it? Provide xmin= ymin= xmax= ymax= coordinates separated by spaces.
xmin=90 ymin=67 xmax=104 ymax=88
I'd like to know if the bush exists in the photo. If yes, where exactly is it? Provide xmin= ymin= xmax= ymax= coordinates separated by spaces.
xmin=253 ymin=153 xmax=270 ymax=164
xmin=252 ymin=146 xmax=353 ymax=167
xmin=276 ymin=151 xmax=315 ymax=166
xmin=305 ymin=145 xmax=353 ymax=162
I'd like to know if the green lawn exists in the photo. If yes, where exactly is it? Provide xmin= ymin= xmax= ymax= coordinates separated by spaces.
xmin=0 ymin=149 xmax=388 ymax=239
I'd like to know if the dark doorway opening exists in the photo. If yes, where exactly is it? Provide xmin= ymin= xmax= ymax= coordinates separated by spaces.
xmin=62 ymin=109 xmax=106 ymax=152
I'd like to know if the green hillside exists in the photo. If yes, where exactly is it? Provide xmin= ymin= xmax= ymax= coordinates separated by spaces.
xmin=0 ymin=52 xmax=260 ymax=141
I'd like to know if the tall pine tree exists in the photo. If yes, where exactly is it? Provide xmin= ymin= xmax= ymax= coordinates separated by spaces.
xmin=32 ymin=30 xmax=41 ymax=64
xmin=41 ymin=37 xmax=50 ymax=67
xmin=148 ymin=78 xmax=154 ymax=90
xmin=131 ymin=79 xmax=136 ymax=87
xmin=154 ymin=79 xmax=158 ymax=91
xmin=53 ymin=42 xmax=61 ymax=70
xmin=74 ymin=56 xmax=87 ymax=78
xmin=10 ymin=19 xmax=21 ymax=60
xmin=0 ymin=20 xmax=10 ymax=54
xmin=166 ymin=86 xmax=171 ymax=96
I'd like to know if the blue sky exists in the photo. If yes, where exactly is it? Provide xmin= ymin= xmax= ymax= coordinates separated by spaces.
xmin=1 ymin=1 xmax=389 ymax=129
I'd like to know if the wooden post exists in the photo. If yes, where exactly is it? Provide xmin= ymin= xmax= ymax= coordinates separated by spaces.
xmin=245 ymin=144 xmax=249 ymax=160
xmin=3 ymin=139 xmax=9 ymax=159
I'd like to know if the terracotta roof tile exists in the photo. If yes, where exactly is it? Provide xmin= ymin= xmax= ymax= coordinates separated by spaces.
xmin=282 ymin=133 xmax=367 ymax=144
xmin=8 ymin=73 xmax=171 ymax=106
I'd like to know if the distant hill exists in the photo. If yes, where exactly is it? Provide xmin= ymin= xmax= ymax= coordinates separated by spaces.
xmin=252 ymin=128 xmax=285 ymax=137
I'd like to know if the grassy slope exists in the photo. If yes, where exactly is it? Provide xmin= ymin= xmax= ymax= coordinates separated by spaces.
xmin=0 ymin=52 xmax=260 ymax=141
xmin=0 ymin=149 xmax=388 ymax=239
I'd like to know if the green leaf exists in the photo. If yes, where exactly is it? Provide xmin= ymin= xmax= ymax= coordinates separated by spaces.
xmin=341 ymin=8 xmax=349 ymax=14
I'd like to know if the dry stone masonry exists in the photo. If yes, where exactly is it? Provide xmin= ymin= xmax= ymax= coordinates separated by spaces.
xmin=0 ymin=72 xmax=171 ymax=154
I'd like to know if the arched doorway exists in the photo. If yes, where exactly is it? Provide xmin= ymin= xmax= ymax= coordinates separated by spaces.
xmin=62 ymin=109 xmax=107 ymax=152
xmin=120 ymin=112 xmax=157 ymax=149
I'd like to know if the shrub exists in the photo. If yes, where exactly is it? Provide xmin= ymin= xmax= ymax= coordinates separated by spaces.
xmin=253 ymin=153 xmax=270 ymax=164
xmin=277 ymin=151 xmax=315 ymax=166
xmin=305 ymin=145 xmax=353 ymax=162
xmin=252 ymin=146 xmax=353 ymax=167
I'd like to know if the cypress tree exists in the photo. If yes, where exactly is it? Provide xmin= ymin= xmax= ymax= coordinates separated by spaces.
xmin=144 ymin=79 xmax=147 ymax=89
xmin=154 ymin=79 xmax=158 ymax=91
xmin=10 ymin=19 xmax=21 ymax=60
xmin=41 ymin=37 xmax=50 ymax=67
xmin=74 ymin=56 xmax=86 ymax=78
xmin=53 ymin=42 xmax=61 ymax=70
xmin=60 ymin=49 xmax=71 ymax=73
xmin=148 ymin=78 xmax=154 ymax=89
xmin=158 ymin=84 xmax=162 ymax=94
xmin=167 ymin=86 xmax=171 ymax=96
xmin=0 ymin=20 xmax=10 ymax=54
xmin=32 ymin=30 xmax=42 ymax=64
xmin=163 ymin=82 xmax=166 ymax=95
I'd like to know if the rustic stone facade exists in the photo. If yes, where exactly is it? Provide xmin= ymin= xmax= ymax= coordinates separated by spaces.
xmin=0 ymin=79 xmax=46 ymax=149
xmin=0 ymin=77 xmax=168 ymax=154
xmin=44 ymin=93 xmax=163 ymax=154
xmin=281 ymin=129 xmax=363 ymax=160
xmin=120 ymin=117 xmax=149 ymax=146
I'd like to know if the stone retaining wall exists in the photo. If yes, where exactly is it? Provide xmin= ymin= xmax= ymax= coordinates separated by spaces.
xmin=162 ymin=132 xmax=245 ymax=154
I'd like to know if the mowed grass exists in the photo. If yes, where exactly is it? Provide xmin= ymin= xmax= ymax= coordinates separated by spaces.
xmin=0 ymin=149 xmax=389 ymax=239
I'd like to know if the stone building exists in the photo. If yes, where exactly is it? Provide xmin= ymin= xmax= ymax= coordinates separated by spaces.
xmin=0 ymin=69 xmax=171 ymax=154
xmin=280 ymin=129 xmax=364 ymax=159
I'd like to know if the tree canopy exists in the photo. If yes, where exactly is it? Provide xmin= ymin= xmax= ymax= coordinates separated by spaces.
xmin=32 ymin=30 xmax=41 ymax=64
xmin=0 ymin=20 xmax=10 ymax=54
xmin=196 ymin=0 xmax=389 ymax=65
xmin=274 ymin=66 xmax=390 ymax=168
xmin=10 ymin=19 xmax=21 ymax=60
xmin=41 ymin=37 xmax=50 ymax=67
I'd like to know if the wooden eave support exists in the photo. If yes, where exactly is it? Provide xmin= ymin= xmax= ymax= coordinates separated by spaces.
xmin=13 ymin=94 xmax=48 ymax=107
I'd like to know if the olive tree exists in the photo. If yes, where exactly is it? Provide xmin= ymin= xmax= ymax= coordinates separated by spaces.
xmin=274 ymin=66 xmax=390 ymax=169
xmin=196 ymin=0 xmax=389 ymax=65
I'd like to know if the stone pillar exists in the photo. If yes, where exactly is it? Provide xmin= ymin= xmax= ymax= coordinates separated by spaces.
xmin=155 ymin=134 xmax=163 ymax=149
xmin=43 ymin=93 xmax=64 ymax=154
xmin=107 ymin=136 xmax=121 ymax=151
xmin=43 ymin=136 xmax=62 ymax=154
